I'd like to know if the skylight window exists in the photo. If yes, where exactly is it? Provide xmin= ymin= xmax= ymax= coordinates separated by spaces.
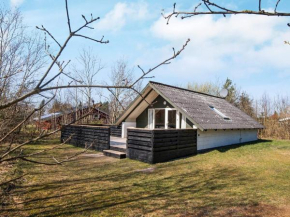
xmin=209 ymin=105 xmax=231 ymax=121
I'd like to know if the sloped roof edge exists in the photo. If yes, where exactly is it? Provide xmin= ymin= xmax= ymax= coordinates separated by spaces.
xmin=149 ymin=81 xmax=224 ymax=99
xmin=115 ymin=83 xmax=152 ymax=125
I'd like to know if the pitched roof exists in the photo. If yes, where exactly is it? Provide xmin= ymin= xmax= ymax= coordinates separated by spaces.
xmin=150 ymin=81 xmax=264 ymax=130
xmin=33 ymin=112 xmax=62 ymax=121
xmin=34 ymin=106 xmax=108 ymax=121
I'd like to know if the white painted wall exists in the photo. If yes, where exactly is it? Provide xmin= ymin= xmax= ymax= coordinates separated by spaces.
xmin=181 ymin=115 xmax=186 ymax=129
xmin=122 ymin=122 xmax=136 ymax=138
xmin=197 ymin=129 xmax=258 ymax=151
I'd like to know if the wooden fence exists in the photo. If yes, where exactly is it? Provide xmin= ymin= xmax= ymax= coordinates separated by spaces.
xmin=61 ymin=125 xmax=110 ymax=151
xmin=110 ymin=125 xmax=122 ymax=137
xmin=84 ymin=124 xmax=122 ymax=137
xmin=127 ymin=128 xmax=197 ymax=164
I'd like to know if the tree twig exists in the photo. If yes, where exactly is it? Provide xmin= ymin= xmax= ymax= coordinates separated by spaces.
xmin=74 ymin=34 xmax=109 ymax=44
xmin=0 ymin=105 xmax=96 ymax=162
xmin=163 ymin=0 xmax=290 ymax=24
xmin=275 ymin=0 xmax=281 ymax=13
xmin=36 ymin=25 xmax=62 ymax=48
xmin=0 ymin=94 xmax=56 ymax=144
xmin=65 ymin=0 xmax=72 ymax=33
xmin=0 ymin=173 xmax=27 ymax=187
xmin=131 ymin=38 xmax=190 ymax=87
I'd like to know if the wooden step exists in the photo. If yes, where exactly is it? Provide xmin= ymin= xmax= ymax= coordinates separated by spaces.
xmin=110 ymin=145 xmax=126 ymax=153
xmin=103 ymin=150 xmax=126 ymax=159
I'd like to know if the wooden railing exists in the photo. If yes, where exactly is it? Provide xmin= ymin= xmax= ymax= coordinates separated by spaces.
xmin=127 ymin=128 xmax=197 ymax=164
xmin=110 ymin=125 xmax=122 ymax=137
xmin=83 ymin=124 xmax=122 ymax=137
xmin=61 ymin=125 xmax=110 ymax=151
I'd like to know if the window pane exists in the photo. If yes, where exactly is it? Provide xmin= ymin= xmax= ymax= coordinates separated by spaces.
xmin=168 ymin=110 xmax=176 ymax=128
xmin=155 ymin=110 xmax=165 ymax=128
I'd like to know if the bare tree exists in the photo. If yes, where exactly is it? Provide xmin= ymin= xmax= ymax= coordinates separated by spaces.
xmin=260 ymin=93 xmax=272 ymax=121
xmin=258 ymin=93 xmax=290 ymax=140
xmin=101 ymin=59 xmax=143 ymax=123
xmin=0 ymin=8 xmax=46 ymax=141
xmin=186 ymin=79 xmax=221 ymax=96
xmin=0 ymin=0 xmax=190 ymax=170
xmin=72 ymin=48 xmax=104 ymax=108
xmin=0 ymin=0 xmax=189 ymax=112
xmin=273 ymin=95 xmax=290 ymax=118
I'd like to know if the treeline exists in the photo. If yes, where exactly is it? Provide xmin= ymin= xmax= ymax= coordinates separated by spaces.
xmin=186 ymin=78 xmax=290 ymax=140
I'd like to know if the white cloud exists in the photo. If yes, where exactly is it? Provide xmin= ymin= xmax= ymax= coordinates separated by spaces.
xmin=145 ymin=14 xmax=290 ymax=93
xmin=10 ymin=0 xmax=24 ymax=7
xmin=151 ymin=14 xmax=284 ymax=44
xmin=95 ymin=1 xmax=148 ymax=32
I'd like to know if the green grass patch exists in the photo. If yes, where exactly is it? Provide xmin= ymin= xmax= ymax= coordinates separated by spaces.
xmin=1 ymin=139 xmax=290 ymax=216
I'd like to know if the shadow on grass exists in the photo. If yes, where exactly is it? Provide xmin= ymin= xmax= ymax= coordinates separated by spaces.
xmin=2 ymin=138 xmax=283 ymax=216
xmin=3 ymin=161 xmax=263 ymax=217
xmin=159 ymin=139 xmax=273 ymax=165
xmin=198 ymin=139 xmax=273 ymax=154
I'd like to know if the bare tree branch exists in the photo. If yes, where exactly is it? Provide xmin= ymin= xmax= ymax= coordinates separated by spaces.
xmin=35 ymin=36 xmax=72 ymax=89
xmin=40 ymin=60 xmax=71 ymax=88
xmin=107 ymin=88 xmax=125 ymax=111
xmin=0 ymin=105 xmax=96 ymax=162
xmin=194 ymin=3 xmax=202 ymax=12
xmin=163 ymin=0 xmax=290 ymax=24
xmin=0 ymin=0 xmax=190 ymax=167
xmin=36 ymin=25 xmax=62 ymax=48
xmin=18 ymin=145 xmax=90 ymax=165
xmin=2 ymin=134 xmax=75 ymax=164
xmin=131 ymin=38 xmax=190 ymax=87
xmin=0 ymin=38 xmax=189 ymax=111
xmin=0 ymin=173 xmax=27 ymax=187
xmin=275 ymin=0 xmax=281 ymax=13
xmin=74 ymin=34 xmax=109 ymax=44
xmin=72 ymin=17 xmax=100 ymax=34
xmin=65 ymin=0 xmax=72 ymax=33
xmin=0 ymin=1 xmax=109 ymax=110
xmin=0 ymin=93 xmax=56 ymax=143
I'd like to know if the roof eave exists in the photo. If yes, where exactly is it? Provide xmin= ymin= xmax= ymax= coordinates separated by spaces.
xmin=114 ymin=83 xmax=152 ymax=125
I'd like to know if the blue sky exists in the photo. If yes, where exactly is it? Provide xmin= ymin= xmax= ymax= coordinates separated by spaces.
xmin=5 ymin=0 xmax=290 ymax=99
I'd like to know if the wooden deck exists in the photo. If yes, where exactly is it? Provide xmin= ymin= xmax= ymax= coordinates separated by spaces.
xmin=110 ymin=136 xmax=126 ymax=150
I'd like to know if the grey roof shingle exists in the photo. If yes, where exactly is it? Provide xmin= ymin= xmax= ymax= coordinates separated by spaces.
xmin=150 ymin=81 xmax=264 ymax=130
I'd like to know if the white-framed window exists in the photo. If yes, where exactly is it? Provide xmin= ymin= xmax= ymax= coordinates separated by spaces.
xmin=148 ymin=108 xmax=180 ymax=129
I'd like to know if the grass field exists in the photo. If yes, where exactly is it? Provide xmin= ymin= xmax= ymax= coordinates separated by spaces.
xmin=1 ymin=139 xmax=290 ymax=216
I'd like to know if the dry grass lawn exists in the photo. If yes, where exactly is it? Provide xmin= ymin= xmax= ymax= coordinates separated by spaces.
xmin=1 ymin=139 xmax=290 ymax=216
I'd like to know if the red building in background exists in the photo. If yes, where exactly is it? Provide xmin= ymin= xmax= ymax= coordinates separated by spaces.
xmin=34 ymin=106 xmax=109 ymax=130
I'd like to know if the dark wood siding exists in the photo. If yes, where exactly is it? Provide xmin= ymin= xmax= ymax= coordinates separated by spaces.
xmin=61 ymin=125 xmax=110 ymax=151
xmin=136 ymin=95 xmax=174 ymax=128
xmin=110 ymin=125 xmax=121 ymax=137
xmin=136 ymin=109 xmax=148 ymax=128
xmin=84 ymin=124 xmax=122 ymax=137
xmin=127 ymin=128 xmax=197 ymax=164
xmin=127 ymin=128 xmax=153 ymax=163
